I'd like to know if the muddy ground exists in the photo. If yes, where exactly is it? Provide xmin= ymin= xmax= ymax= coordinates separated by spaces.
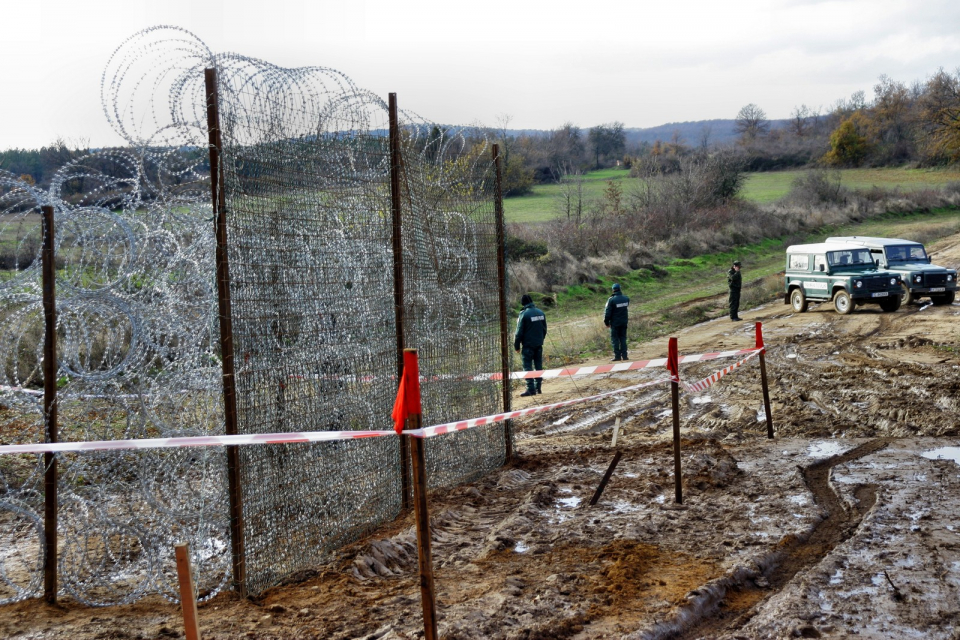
xmin=5 ymin=234 xmax=960 ymax=639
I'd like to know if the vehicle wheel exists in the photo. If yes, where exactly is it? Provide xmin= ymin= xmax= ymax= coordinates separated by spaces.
xmin=790 ymin=288 xmax=808 ymax=313
xmin=900 ymin=282 xmax=916 ymax=305
xmin=834 ymin=290 xmax=854 ymax=315
xmin=880 ymin=296 xmax=901 ymax=312
xmin=931 ymin=291 xmax=956 ymax=305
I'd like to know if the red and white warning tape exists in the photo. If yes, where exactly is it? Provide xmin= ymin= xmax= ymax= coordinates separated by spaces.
xmin=483 ymin=348 xmax=761 ymax=381
xmin=408 ymin=377 xmax=671 ymax=439
xmin=677 ymin=348 xmax=763 ymax=394
xmin=0 ymin=346 xmax=764 ymax=455
xmin=0 ymin=429 xmax=395 ymax=455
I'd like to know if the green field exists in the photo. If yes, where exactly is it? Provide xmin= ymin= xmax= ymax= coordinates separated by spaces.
xmin=742 ymin=167 xmax=960 ymax=203
xmin=504 ymin=167 xmax=960 ymax=223
xmin=528 ymin=207 xmax=960 ymax=361
xmin=504 ymin=168 xmax=633 ymax=223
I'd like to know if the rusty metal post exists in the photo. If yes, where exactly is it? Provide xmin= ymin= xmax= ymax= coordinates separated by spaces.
xmin=205 ymin=67 xmax=246 ymax=597
xmin=41 ymin=204 xmax=58 ymax=603
xmin=668 ymin=337 xmax=682 ymax=504
xmin=491 ymin=144 xmax=513 ymax=460
xmin=756 ymin=322 xmax=774 ymax=439
xmin=410 ymin=433 xmax=438 ymax=640
xmin=389 ymin=93 xmax=412 ymax=510
xmin=175 ymin=544 xmax=202 ymax=640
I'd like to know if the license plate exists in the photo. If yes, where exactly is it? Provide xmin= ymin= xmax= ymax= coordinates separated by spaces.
xmin=871 ymin=292 xmax=889 ymax=298
xmin=930 ymin=287 xmax=945 ymax=292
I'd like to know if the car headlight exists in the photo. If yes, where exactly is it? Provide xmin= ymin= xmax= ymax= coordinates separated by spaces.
xmin=915 ymin=274 xmax=922 ymax=283
xmin=855 ymin=280 xmax=863 ymax=288
xmin=890 ymin=278 xmax=896 ymax=286
xmin=949 ymin=274 xmax=954 ymax=282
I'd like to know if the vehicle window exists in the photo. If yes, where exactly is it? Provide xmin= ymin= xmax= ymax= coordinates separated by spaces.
xmin=885 ymin=246 xmax=907 ymax=262
xmin=907 ymin=245 xmax=928 ymax=261
xmin=789 ymin=254 xmax=809 ymax=270
xmin=870 ymin=249 xmax=883 ymax=264
xmin=827 ymin=249 xmax=872 ymax=266
xmin=814 ymin=255 xmax=827 ymax=272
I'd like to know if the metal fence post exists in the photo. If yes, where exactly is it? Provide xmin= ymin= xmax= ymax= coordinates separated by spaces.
xmin=205 ymin=67 xmax=246 ymax=597
xmin=41 ymin=204 xmax=58 ymax=603
xmin=668 ymin=337 xmax=682 ymax=504
xmin=389 ymin=93 xmax=412 ymax=510
xmin=491 ymin=144 xmax=513 ymax=460
xmin=756 ymin=322 xmax=775 ymax=439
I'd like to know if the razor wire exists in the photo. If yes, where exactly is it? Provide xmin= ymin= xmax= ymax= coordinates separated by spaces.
xmin=0 ymin=25 xmax=506 ymax=603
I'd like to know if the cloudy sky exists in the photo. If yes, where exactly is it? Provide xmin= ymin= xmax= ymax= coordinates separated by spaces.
xmin=2 ymin=0 xmax=959 ymax=149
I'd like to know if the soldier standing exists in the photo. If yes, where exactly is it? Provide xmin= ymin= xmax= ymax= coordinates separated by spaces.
xmin=514 ymin=294 xmax=547 ymax=397
xmin=604 ymin=283 xmax=630 ymax=361
xmin=728 ymin=260 xmax=742 ymax=321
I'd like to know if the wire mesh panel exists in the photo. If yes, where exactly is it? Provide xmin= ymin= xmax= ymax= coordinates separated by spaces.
xmin=0 ymin=25 xmax=508 ymax=603
xmin=397 ymin=130 xmax=506 ymax=489
xmin=214 ymin=58 xmax=404 ymax=594
xmin=0 ymin=172 xmax=48 ymax=605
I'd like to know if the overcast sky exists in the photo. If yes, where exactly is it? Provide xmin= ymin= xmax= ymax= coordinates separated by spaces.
xmin=2 ymin=0 xmax=959 ymax=149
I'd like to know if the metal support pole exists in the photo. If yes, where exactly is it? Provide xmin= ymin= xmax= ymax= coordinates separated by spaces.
xmin=491 ymin=144 xmax=513 ymax=460
xmin=41 ymin=204 xmax=58 ymax=603
xmin=756 ymin=322 xmax=774 ymax=439
xmin=410 ymin=434 xmax=438 ymax=640
xmin=175 ymin=544 xmax=202 ymax=640
xmin=668 ymin=337 xmax=682 ymax=504
xmin=389 ymin=93 xmax=412 ymax=510
xmin=205 ymin=67 xmax=246 ymax=597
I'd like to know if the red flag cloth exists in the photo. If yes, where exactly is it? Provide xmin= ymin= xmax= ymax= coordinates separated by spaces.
xmin=755 ymin=322 xmax=765 ymax=350
xmin=391 ymin=350 xmax=422 ymax=434
xmin=666 ymin=337 xmax=679 ymax=382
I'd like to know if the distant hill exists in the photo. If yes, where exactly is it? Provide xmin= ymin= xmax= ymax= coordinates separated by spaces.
xmin=505 ymin=119 xmax=792 ymax=147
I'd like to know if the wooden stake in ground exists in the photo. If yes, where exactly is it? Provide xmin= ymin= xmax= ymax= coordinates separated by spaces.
xmin=175 ymin=544 xmax=201 ymax=640
xmin=667 ymin=337 xmax=683 ymax=504
xmin=611 ymin=416 xmax=621 ymax=447
xmin=590 ymin=450 xmax=624 ymax=506
xmin=756 ymin=322 xmax=775 ymax=439
xmin=393 ymin=348 xmax=438 ymax=640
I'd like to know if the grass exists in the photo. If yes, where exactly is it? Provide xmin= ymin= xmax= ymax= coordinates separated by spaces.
xmin=525 ymin=206 xmax=960 ymax=363
xmin=743 ymin=167 xmax=960 ymax=203
xmin=504 ymin=167 xmax=633 ymax=223
xmin=504 ymin=167 xmax=960 ymax=223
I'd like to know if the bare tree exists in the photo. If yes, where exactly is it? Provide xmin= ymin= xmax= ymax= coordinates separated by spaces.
xmin=734 ymin=104 xmax=769 ymax=142
xmin=790 ymin=104 xmax=812 ymax=137
xmin=554 ymin=169 xmax=585 ymax=224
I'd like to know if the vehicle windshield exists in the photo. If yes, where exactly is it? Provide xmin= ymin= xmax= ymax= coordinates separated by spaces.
xmin=826 ymin=248 xmax=874 ymax=267
xmin=884 ymin=244 xmax=927 ymax=263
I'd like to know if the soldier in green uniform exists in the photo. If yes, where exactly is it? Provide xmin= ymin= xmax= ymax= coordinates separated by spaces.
xmin=728 ymin=260 xmax=742 ymax=321
xmin=603 ymin=283 xmax=630 ymax=361
xmin=514 ymin=294 xmax=547 ymax=397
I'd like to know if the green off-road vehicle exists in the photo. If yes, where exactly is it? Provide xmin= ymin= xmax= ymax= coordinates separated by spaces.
xmin=784 ymin=242 xmax=903 ymax=314
xmin=826 ymin=236 xmax=957 ymax=305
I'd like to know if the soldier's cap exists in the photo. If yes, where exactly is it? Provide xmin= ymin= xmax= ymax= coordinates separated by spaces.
xmin=612 ymin=283 xmax=621 ymax=291
xmin=733 ymin=261 xmax=742 ymax=266
xmin=520 ymin=294 xmax=533 ymax=305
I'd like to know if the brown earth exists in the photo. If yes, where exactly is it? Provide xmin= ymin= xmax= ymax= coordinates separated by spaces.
xmin=5 ymin=234 xmax=960 ymax=639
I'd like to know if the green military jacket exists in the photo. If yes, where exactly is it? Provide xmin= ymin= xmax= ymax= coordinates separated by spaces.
xmin=514 ymin=303 xmax=547 ymax=349
xmin=727 ymin=268 xmax=742 ymax=291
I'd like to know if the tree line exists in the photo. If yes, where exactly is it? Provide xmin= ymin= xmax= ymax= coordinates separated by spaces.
xmin=485 ymin=67 xmax=960 ymax=196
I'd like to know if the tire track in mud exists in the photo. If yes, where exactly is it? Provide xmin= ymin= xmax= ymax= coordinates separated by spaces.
xmin=648 ymin=438 xmax=890 ymax=640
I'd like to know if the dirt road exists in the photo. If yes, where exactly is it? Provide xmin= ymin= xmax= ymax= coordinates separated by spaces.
xmin=4 ymin=234 xmax=960 ymax=639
